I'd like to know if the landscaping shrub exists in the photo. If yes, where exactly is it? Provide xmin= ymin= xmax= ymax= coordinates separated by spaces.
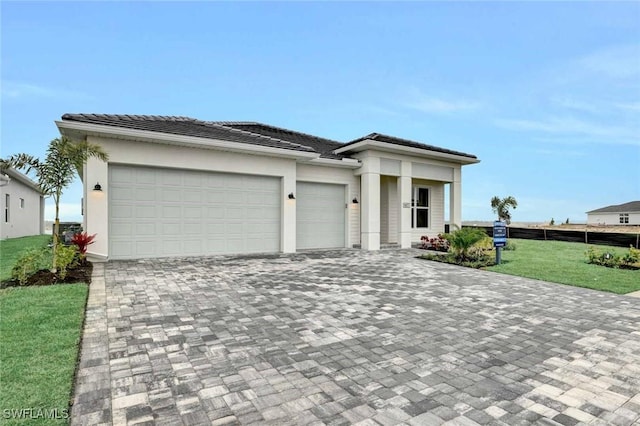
xmin=443 ymin=227 xmax=488 ymax=261
xmin=420 ymin=234 xmax=450 ymax=251
xmin=504 ymin=240 xmax=517 ymax=251
xmin=11 ymin=247 xmax=51 ymax=285
xmin=71 ymin=232 xmax=96 ymax=261
xmin=56 ymin=245 xmax=79 ymax=279
xmin=586 ymin=246 xmax=640 ymax=269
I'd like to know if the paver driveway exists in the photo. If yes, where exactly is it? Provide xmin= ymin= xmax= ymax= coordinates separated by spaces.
xmin=72 ymin=249 xmax=640 ymax=426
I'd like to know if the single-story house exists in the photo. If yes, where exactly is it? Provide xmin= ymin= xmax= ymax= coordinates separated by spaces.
xmin=0 ymin=167 xmax=45 ymax=239
xmin=56 ymin=114 xmax=479 ymax=260
xmin=586 ymin=201 xmax=640 ymax=226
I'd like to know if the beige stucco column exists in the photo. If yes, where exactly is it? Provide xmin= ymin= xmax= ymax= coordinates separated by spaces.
xmin=397 ymin=161 xmax=412 ymax=248
xmin=84 ymin=156 xmax=109 ymax=261
xmin=449 ymin=166 xmax=462 ymax=230
xmin=361 ymin=157 xmax=380 ymax=250
xmin=282 ymin=164 xmax=297 ymax=253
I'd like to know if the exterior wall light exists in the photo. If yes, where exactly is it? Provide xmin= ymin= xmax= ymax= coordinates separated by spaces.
xmin=288 ymin=192 xmax=295 ymax=200
xmin=352 ymin=196 xmax=359 ymax=204
xmin=93 ymin=182 xmax=103 ymax=192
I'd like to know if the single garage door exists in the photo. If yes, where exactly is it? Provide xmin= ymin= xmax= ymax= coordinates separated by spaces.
xmin=109 ymin=165 xmax=281 ymax=259
xmin=296 ymin=181 xmax=345 ymax=249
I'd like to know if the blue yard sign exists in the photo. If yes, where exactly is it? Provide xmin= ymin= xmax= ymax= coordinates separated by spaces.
xmin=493 ymin=221 xmax=507 ymax=248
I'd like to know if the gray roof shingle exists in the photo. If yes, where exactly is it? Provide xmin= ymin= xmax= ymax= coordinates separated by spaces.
xmin=342 ymin=133 xmax=477 ymax=159
xmin=61 ymin=114 xmax=317 ymax=153
xmin=213 ymin=122 xmax=347 ymax=159
xmin=587 ymin=201 xmax=640 ymax=214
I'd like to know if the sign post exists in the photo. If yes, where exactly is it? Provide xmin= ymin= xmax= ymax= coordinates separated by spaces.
xmin=493 ymin=220 xmax=507 ymax=264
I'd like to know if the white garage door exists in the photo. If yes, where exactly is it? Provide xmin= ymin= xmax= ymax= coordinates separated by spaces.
xmin=109 ymin=165 xmax=281 ymax=259
xmin=296 ymin=182 xmax=345 ymax=249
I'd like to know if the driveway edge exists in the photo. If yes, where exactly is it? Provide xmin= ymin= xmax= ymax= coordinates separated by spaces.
xmin=70 ymin=263 xmax=112 ymax=425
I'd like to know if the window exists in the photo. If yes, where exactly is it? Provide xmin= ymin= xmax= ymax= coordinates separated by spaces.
xmin=411 ymin=186 xmax=430 ymax=228
xmin=20 ymin=198 xmax=24 ymax=209
xmin=4 ymin=194 xmax=9 ymax=223
xmin=620 ymin=213 xmax=629 ymax=224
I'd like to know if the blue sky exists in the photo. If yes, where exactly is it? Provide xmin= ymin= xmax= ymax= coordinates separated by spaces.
xmin=2 ymin=2 xmax=639 ymax=223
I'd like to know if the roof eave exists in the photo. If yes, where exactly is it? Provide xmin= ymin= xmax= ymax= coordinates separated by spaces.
xmin=334 ymin=140 xmax=479 ymax=165
xmin=3 ymin=168 xmax=44 ymax=194
xmin=56 ymin=120 xmax=320 ymax=161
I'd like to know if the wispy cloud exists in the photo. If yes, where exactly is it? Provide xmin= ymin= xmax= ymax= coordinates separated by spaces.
xmin=550 ymin=96 xmax=599 ymax=114
xmin=532 ymin=148 xmax=587 ymax=158
xmin=615 ymin=102 xmax=640 ymax=112
xmin=1 ymin=80 xmax=91 ymax=100
xmin=495 ymin=116 xmax=640 ymax=147
xmin=579 ymin=44 xmax=640 ymax=80
xmin=405 ymin=96 xmax=480 ymax=114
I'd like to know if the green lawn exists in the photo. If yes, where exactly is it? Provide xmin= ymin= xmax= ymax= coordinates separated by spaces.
xmin=486 ymin=239 xmax=640 ymax=294
xmin=0 ymin=235 xmax=51 ymax=281
xmin=0 ymin=235 xmax=88 ymax=425
xmin=0 ymin=284 xmax=88 ymax=425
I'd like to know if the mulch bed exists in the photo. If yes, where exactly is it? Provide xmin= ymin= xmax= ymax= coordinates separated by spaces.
xmin=0 ymin=262 xmax=93 ymax=289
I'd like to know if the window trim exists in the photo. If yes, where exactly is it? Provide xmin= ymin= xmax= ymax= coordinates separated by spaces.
xmin=20 ymin=198 xmax=25 ymax=209
xmin=4 ymin=194 xmax=9 ymax=223
xmin=620 ymin=213 xmax=629 ymax=224
xmin=411 ymin=185 xmax=431 ymax=229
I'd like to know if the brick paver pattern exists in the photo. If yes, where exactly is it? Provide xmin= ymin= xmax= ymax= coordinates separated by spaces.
xmin=71 ymin=249 xmax=640 ymax=425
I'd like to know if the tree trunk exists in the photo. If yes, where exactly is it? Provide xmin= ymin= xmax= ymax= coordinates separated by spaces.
xmin=52 ymin=198 xmax=59 ymax=273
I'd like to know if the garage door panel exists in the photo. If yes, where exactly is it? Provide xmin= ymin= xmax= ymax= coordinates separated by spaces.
xmin=206 ymin=207 xmax=225 ymax=219
xmin=296 ymin=182 xmax=345 ymax=250
xmin=161 ymin=206 xmax=181 ymax=219
xmin=110 ymin=222 xmax=132 ymax=236
xmin=135 ymin=169 xmax=156 ymax=184
xmin=111 ymin=187 xmax=134 ymax=201
xmin=111 ymin=204 xmax=133 ymax=219
xmin=184 ymin=190 xmax=202 ymax=203
xmin=136 ymin=241 xmax=157 ymax=256
xmin=109 ymin=165 xmax=280 ymax=259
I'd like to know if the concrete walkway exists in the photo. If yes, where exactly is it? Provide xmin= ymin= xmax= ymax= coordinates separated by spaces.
xmin=71 ymin=250 xmax=640 ymax=425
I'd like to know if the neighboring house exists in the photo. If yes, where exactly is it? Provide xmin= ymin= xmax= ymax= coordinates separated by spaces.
xmin=586 ymin=201 xmax=640 ymax=226
xmin=0 ymin=168 xmax=45 ymax=239
xmin=56 ymin=114 xmax=479 ymax=260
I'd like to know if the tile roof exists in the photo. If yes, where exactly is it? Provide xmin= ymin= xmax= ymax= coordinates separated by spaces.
xmin=60 ymin=114 xmax=317 ymax=154
xmin=214 ymin=122 xmax=347 ymax=159
xmin=60 ymin=114 xmax=478 ymax=162
xmin=587 ymin=201 xmax=640 ymax=214
xmin=342 ymin=133 xmax=478 ymax=159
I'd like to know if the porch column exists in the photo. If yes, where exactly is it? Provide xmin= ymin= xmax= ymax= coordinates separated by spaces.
xmin=449 ymin=166 xmax=462 ymax=230
xmin=361 ymin=157 xmax=380 ymax=250
xmin=397 ymin=161 xmax=412 ymax=248
xmin=282 ymin=164 xmax=297 ymax=253
xmin=85 ymin=156 xmax=109 ymax=261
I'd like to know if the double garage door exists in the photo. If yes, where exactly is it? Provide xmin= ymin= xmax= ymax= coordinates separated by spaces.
xmin=108 ymin=165 xmax=346 ymax=259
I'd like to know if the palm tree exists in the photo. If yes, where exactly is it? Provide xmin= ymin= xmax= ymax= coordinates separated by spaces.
xmin=2 ymin=137 xmax=108 ymax=271
xmin=491 ymin=195 xmax=518 ymax=224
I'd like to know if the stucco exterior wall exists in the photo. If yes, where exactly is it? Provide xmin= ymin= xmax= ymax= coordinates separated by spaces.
xmin=84 ymin=136 xmax=300 ymax=259
xmin=587 ymin=212 xmax=640 ymax=226
xmin=0 ymin=178 xmax=44 ymax=239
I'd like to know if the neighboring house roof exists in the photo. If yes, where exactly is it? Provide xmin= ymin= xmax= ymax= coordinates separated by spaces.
xmin=214 ymin=122 xmax=346 ymax=160
xmin=60 ymin=114 xmax=478 ymax=163
xmin=587 ymin=201 xmax=640 ymax=214
xmin=0 ymin=167 xmax=43 ymax=193
xmin=341 ymin=133 xmax=478 ymax=160
xmin=61 ymin=114 xmax=316 ymax=154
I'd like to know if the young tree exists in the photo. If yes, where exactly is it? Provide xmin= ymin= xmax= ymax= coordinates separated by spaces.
xmin=1 ymin=137 xmax=108 ymax=271
xmin=490 ymin=196 xmax=518 ymax=224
